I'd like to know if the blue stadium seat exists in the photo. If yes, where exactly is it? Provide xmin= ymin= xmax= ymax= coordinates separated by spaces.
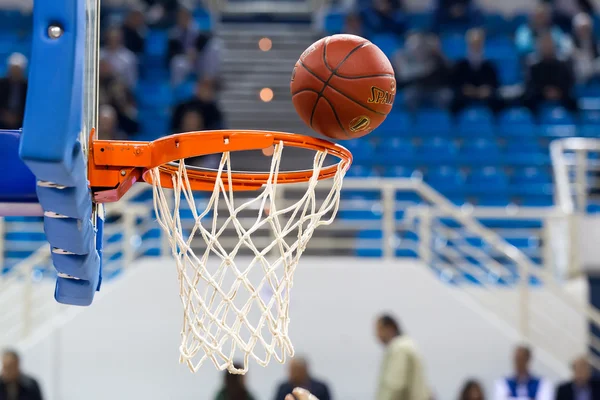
xmin=459 ymin=139 xmax=501 ymax=165
xmin=498 ymin=108 xmax=536 ymax=138
xmin=465 ymin=167 xmax=508 ymax=195
xmin=504 ymin=140 xmax=550 ymax=166
xmin=493 ymin=57 xmax=522 ymax=86
xmin=382 ymin=166 xmax=417 ymax=178
xmin=406 ymin=12 xmax=432 ymax=31
xmin=375 ymin=111 xmax=411 ymax=137
xmin=377 ymin=138 xmax=416 ymax=165
xmin=173 ymin=79 xmax=196 ymax=102
xmin=441 ymin=34 xmax=466 ymax=60
xmin=135 ymin=81 xmax=173 ymax=108
xmin=343 ymin=139 xmax=376 ymax=164
xmin=416 ymin=138 xmax=458 ymax=164
xmin=510 ymin=167 xmax=553 ymax=196
xmin=484 ymin=14 xmax=512 ymax=37
xmin=138 ymin=108 xmax=170 ymax=139
xmin=457 ymin=107 xmax=495 ymax=137
xmin=414 ymin=109 xmax=452 ymax=137
xmin=194 ymin=8 xmax=213 ymax=31
xmin=424 ymin=166 xmax=465 ymax=194
xmin=371 ymin=34 xmax=402 ymax=57
xmin=539 ymin=107 xmax=577 ymax=138
xmin=580 ymin=110 xmax=600 ymax=137
xmin=324 ymin=11 xmax=346 ymax=34
xmin=346 ymin=165 xmax=380 ymax=178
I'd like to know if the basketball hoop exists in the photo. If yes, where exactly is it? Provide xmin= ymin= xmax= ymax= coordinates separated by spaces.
xmin=88 ymin=130 xmax=352 ymax=374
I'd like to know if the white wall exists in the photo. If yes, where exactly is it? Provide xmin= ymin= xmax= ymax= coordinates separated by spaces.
xmin=17 ymin=258 xmax=587 ymax=400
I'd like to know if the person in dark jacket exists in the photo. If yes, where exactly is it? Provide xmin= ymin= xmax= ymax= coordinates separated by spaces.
xmin=0 ymin=53 xmax=28 ymax=130
xmin=214 ymin=362 xmax=256 ymax=400
xmin=274 ymin=357 xmax=331 ymax=400
xmin=172 ymin=79 xmax=224 ymax=132
xmin=555 ymin=356 xmax=600 ymax=400
xmin=0 ymin=349 xmax=43 ymax=400
xmin=451 ymin=28 xmax=501 ymax=113
xmin=524 ymin=31 xmax=577 ymax=112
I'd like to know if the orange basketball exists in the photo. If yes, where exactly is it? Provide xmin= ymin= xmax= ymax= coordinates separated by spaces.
xmin=290 ymin=34 xmax=396 ymax=140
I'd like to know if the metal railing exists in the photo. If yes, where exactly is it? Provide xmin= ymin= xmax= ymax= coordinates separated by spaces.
xmin=0 ymin=177 xmax=597 ymax=368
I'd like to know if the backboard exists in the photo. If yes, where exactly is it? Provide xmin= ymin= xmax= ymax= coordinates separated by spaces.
xmin=0 ymin=0 xmax=103 ymax=306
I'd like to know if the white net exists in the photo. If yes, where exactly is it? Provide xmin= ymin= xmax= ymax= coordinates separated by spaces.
xmin=149 ymin=142 xmax=347 ymax=374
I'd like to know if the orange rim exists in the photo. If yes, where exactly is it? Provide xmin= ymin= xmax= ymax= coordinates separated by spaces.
xmin=88 ymin=130 xmax=353 ymax=202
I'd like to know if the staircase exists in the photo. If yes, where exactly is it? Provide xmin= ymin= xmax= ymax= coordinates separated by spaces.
xmin=218 ymin=23 xmax=317 ymax=134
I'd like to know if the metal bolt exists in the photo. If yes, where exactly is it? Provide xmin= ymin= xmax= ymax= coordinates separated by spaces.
xmin=48 ymin=25 xmax=63 ymax=39
xmin=120 ymin=170 xmax=126 ymax=176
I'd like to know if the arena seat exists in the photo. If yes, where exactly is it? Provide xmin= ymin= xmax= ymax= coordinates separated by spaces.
xmin=505 ymin=140 xmax=550 ymax=166
xmin=424 ymin=166 xmax=465 ymax=195
xmin=498 ymin=108 xmax=536 ymax=138
xmin=457 ymin=107 xmax=495 ymax=138
xmin=323 ymin=11 xmax=346 ymax=34
xmin=344 ymin=138 xmax=376 ymax=164
xmin=509 ymin=167 xmax=553 ymax=196
xmin=539 ymin=107 xmax=577 ymax=138
xmin=465 ymin=167 xmax=509 ymax=195
xmin=417 ymin=137 xmax=458 ymax=165
xmin=459 ymin=139 xmax=502 ymax=165
xmin=374 ymin=110 xmax=412 ymax=137
xmin=414 ymin=109 xmax=452 ymax=137
xmin=441 ymin=34 xmax=467 ymax=60
xmin=370 ymin=33 xmax=402 ymax=56
xmin=377 ymin=138 xmax=416 ymax=165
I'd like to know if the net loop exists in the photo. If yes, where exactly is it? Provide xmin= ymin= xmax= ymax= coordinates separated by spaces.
xmin=149 ymin=141 xmax=347 ymax=374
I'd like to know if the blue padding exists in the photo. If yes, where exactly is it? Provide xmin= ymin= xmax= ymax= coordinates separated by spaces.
xmin=44 ymin=217 xmax=95 ymax=255
xmin=55 ymin=276 xmax=99 ymax=306
xmin=0 ymin=130 xmax=37 ymax=201
xmin=21 ymin=0 xmax=101 ymax=306
xmin=36 ymin=182 xmax=92 ymax=220
xmin=51 ymin=251 xmax=100 ymax=281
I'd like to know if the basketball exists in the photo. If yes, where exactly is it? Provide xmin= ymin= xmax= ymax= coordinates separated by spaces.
xmin=290 ymin=34 xmax=396 ymax=140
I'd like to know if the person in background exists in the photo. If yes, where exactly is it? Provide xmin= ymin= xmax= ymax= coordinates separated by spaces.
xmin=542 ymin=0 xmax=595 ymax=32
xmin=359 ymin=0 xmax=405 ymax=37
xmin=571 ymin=13 xmax=600 ymax=83
xmin=394 ymin=32 xmax=451 ymax=111
xmin=0 ymin=349 xmax=43 ymax=400
xmin=142 ymin=0 xmax=179 ymax=28
xmin=171 ymin=32 xmax=222 ymax=86
xmin=274 ymin=357 xmax=332 ymax=400
xmin=214 ymin=362 xmax=256 ymax=400
xmin=0 ymin=53 xmax=28 ymax=130
xmin=122 ymin=7 xmax=147 ymax=55
xmin=451 ymin=28 xmax=501 ymax=113
xmin=97 ymin=104 xmax=122 ymax=140
xmin=98 ymin=58 xmax=139 ymax=136
xmin=172 ymin=79 xmax=224 ymax=132
xmin=524 ymin=32 xmax=577 ymax=112
xmin=285 ymin=388 xmax=318 ymax=400
xmin=167 ymin=6 xmax=199 ymax=66
xmin=459 ymin=380 xmax=486 ymax=400
xmin=375 ymin=314 xmax=430 ymax=400
xmin=100 ymin=26 xmax=138 ymax=89
xmin=344 ymin=13 xmax=365 ymax=37
xmin=434 ymin=0 xmax=479 ymax=31
xmin=493 ymin=345 xmax=553 ymax=400
xmin=555 ymin=355 xmax=600 ymax=400
xmin=515 ymin=4 xmax=572 ymax=60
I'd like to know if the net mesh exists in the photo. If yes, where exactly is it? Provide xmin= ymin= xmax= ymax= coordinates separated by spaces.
xmin=149 ymin=142 xmax=347 ymax=374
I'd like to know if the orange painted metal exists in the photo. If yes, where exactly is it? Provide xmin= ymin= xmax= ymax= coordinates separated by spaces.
xmin=88 ymin=130 xmax=353 ymax=203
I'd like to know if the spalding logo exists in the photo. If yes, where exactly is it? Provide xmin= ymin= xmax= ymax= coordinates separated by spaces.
xmin=301 ymin=45 xmax=317 ymax=60
xmin=367 ymin=85 xmax=395 ymax=105
xmin=349 ymin=116 xmax=371 ymax=133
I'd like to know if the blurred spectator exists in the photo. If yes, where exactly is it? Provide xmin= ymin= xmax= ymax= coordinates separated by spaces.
xmin=122 ymin=7 xmax=147 ymax=55
xmin=0 ymin=349 xmax=43 ymax=400
xmin=459 ymin=379 xmax=485 ymax=400
xmin=571 ymin=13 xmax=600 ymax=83
xmin=179 ymin=109 xmax=204 ymax=133
xmin=100 ymin=26 xmax=139 ymax=89
xmin=359 ymin=0 xmax=405 ymax=37
xmin=345 ymin=13 xmax=365 ymax=37
xmin=451 ymin=28 xmax=501 ymax=113
xmin=394 ymin=33 xmax=451 ymax=111
xmin=0 ymin=53 xmax=28 ymax=130
xmin=214 ymin=362 xmax=255 ymax=400
xmin=524 ymin=32 xmax=577 ymax=112
xmin=434 ymin=0 xmax=479 ymax=31
xmin=542 ymin=0 xmax=595 ymax=32
xmin=273 ymin=357 xmax=331 ymax=400
xmin=493 ymin=345 xmax=553 ymax=400
xmin=143 ymin=0 xmax=179 ymax=28
xmin=99 ymin=58 xmax=140 ymax=136
xmin=172 ymin=79 xmax=224 ymax=132
xmin=375 ymin=314 xmax=430 ymax=400
xmin=171 ymin=32 xmax=222 ymax=86
xmin=97 ymin=105 xmax=121 ymax=140
xmin=555 ymin=355 xmax=600 ymax=400
xmin=515 ymin=4 xmax=572 ymax=60
xmin=167 ymin=6 xmax=200 ymax=65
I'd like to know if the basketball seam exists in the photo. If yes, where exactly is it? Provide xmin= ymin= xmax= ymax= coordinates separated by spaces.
xmin=297 ymin=61 xmax=388 ymax=117
xmin=308 ymin=41 xmax=368 ymax=130
xmin=335 ymin=73 xmax=395 ymax=79
xmin=317 ymin=95 xmax=350 ymax=139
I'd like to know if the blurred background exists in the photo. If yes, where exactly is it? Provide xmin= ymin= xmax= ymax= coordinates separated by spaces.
xmin=2 ymin=0 xmax=600 ymax=399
